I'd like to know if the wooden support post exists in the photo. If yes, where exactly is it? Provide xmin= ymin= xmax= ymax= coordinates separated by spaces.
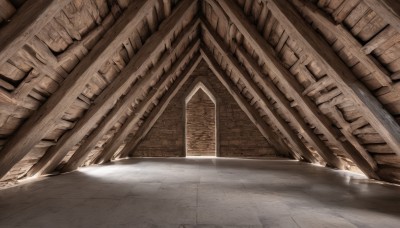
xmin=216 ymin=0 xmax=379 ymax=178
xmin=25 ymin=0 xmax=196 ymax=177
xmin=117 ymin=54 xmax=203 ymax=159
xmin=202 ymin=20 xmax=316 ymax=162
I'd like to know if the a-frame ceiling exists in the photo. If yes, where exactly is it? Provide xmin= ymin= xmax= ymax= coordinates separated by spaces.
xmin=0 ymin=0 xmax=400 ymax=187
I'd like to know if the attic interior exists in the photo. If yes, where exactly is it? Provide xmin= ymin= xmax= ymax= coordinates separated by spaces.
xmin=0 ymin=0 xmax=400 ymax=227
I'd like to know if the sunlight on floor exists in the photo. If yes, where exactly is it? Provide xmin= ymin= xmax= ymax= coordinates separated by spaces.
xmin=2 ymin=158 xmax=399 ymax=227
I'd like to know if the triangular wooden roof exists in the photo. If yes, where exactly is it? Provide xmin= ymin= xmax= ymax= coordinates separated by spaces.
xmin=1 ymin=0 xmax=400 ymax=186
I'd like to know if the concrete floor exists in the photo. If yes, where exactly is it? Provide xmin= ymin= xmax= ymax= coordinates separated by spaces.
xmin=0 ymin=158 xmax=399 ymax=228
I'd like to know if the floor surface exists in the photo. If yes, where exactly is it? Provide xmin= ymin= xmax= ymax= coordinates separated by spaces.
xmin=0 ymin=158 xmax=400 ymax=227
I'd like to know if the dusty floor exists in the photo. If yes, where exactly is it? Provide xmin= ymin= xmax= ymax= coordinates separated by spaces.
xmin=0 ymin=157 xmax=399 ymax=227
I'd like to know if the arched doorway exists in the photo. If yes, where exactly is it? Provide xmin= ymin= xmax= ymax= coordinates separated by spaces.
xmin=185 ymin=82 xmax=217 ymax=157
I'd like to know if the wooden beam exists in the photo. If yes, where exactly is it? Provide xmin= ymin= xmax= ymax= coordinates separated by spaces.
xmin=362 ymin=26 xmax=398 ymax=55
xmin=118 ymin=54 xmax=203 ymax=159
xmin=200 ymin=47 xmax=294 ymax=159
xmin=320 ymin=102 xmax=379 ymax=169
xmin=202 ymin=20 xmax=316 ymax=162
xmin=266 ymin=0 xmax=400 ymax=156
xmin=25 ymin=0 xmax=196 ymax=177
xmin=292 ymin=0 xmax=396 ymax=94
xmin=0 ymin=0 xmax=70 ymax=66
xmin=204 ymin=0 xmax=229 ymax=27
xmin=97 ymin=44 xmax=201 ymax=163
xmin=0 ymin=0 xmax=155 ymax=180
xmin=377 ymin=166 xmax=400 ymax=184
xmin=217 ymin=0 xmax=379 ymax=178
xmin=0 ymin=88 xmax=14 ymax=105
xmin=27 ymin=36 xmax=68 ymax=78
xmin=362 ymin=0 xmax=400 ymax=33
xmin=235 ymin=42 xmax=344 ymax=169
xmin=19 ymin=47 xmax=65 ymax=84
xmin=63 ymin=39 xmax=200 ymax=171
xmin=62 ymin=19 xmax=200 ymax=171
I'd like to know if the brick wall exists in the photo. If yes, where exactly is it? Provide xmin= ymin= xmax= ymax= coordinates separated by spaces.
xmin=133 ymin=60 xmax=277 ymax=157
xmin=186 ymin=89 xmax=216 ymax=156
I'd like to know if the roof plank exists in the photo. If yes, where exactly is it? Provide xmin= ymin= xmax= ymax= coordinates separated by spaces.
xmin=25 ymin=0 xmax=197 ymax=177
xmin=65 ymin=39 xmax=200 ymax=171
xmin=235 ymin=41 xmax=345 ymax=169
xmin=201 ymin=47 xmax=294 ymax=159
xmin=0 ymin=0 xmax=70 ymax=66
xmin=118 ymin=54 xmax=203 ymax=158
xmin=217 ymin=0 xmax=379 ymax=178
xmin=0 ymin=0 xmax=156 ymax=180
xmin=98 ymin=42 xmax=200 ymax=162
xmin=202 ymin=20 xmax=314 ymax=161
xmin=292 ymin=0 xmax=397 ymax=96
xmin=267 ymin=0 xmax=400 ymax=157
xmin=362 ymin=0 xmax=400 ymax=33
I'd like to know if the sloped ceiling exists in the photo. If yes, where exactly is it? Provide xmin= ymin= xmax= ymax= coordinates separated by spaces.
xmin=0 ymin=0 xmax=400 ymax=186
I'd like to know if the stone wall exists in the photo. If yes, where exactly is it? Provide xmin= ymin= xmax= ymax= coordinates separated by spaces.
xmin=133 ymin=60 xmax=277 ymax=157
xmin=186 ymin=89 xmax=216 ymax=156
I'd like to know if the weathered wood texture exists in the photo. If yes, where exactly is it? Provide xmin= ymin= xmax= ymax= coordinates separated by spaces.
xmin=202 ymin=21 xmax=315 ymax=162
xmin=61 ymin=23 xmax=200 ymax=173
xmin=0 ymin=0 xmax=175 ymax=183
xmin=1 ymin=0 xmax=400 ymax=186
xmin=0 ymin=0 xmax=157 ymax=180
xmin=267 ymin=0 xmax=400 ymax=157
xmin=363 ymin=0 xmax=400 ymax=33
xmin=208 ymin=9 xmax=344 ymax=168
xmin=285 ymin=0 xmax=400 ymax=181
xmin=25 ymin=0 xmax=198 ymax=177
xmin=212 ymin=0 xmax=378 ymax=176
xmin=228 ymin=0 xmax=399 ymax=180
xmin=0 ymin=0 xmax=70 ymax=66
xmin=92 ymin=40 xmax=200 ymax=164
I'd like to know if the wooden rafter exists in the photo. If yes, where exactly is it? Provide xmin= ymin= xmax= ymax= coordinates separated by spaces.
xmin=200 ymin=47 xmax=294 ymax=159
xmin=216 ymin=0 xmax=379 ymax=178
xmin=0 ymin=0 xmax=155 ymax=180
xmin=61 ymin=18 xmax=200 ymax=172
xmin=118 ymin=54 xmax=203 ymax=158
xmin=97 ymin=44 xmax=201 ymax=162
xmin=0 ymin=0 xmax=70 ymax=66
xmin=0 ymin=0 xmax=156 ymax=180
xmin=25 ymin=0 xmax=197 ymax=177
xmin=202 ymin=20 xmax=316 ymax=163
xmin=266 ymin=0 xmax=400 ymax=157
xmin=362 ymin=0 xmax=400 ymax=33
xmin=64 ymin=39 xmax=200 ymax=171
xmin=234 ymin=40 xmax=344 ymax=169
xmin=292 ymin=0 xmax=398 ymax=97
xmin=0 ymin=10 xmax=116 ymax=117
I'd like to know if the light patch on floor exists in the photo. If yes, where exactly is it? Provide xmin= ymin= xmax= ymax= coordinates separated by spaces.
xmin=0 ymin=158 xmax=399 ymax=227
